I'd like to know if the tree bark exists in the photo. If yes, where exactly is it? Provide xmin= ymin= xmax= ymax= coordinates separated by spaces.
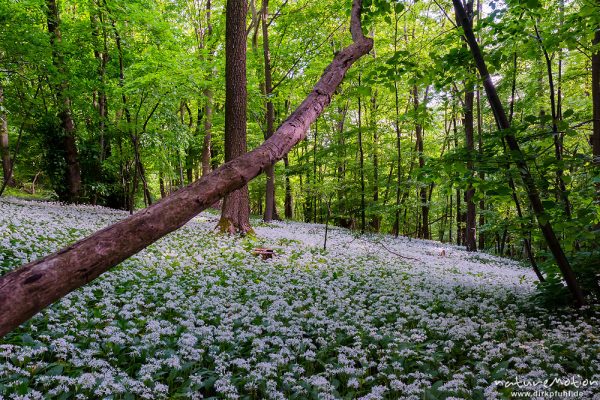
xmin=455 ymin=0 xmax=476 ymax=251
xmin=370 ymin=89 xmax=380 ymax=232
xmin=464 ymin=87 xmax=477 ymax=251
xmin=477 ymin=87 xmax=485 ymax=249
xmin=392 ymin=11 xmax=403 ymax=237
xmin=283 ymin=154 xmax=293 ymax=218
xmin=358 ymin=77 xmax=366 ymax=234
xmin=47 ymin=0 xmax=82 ymax=203
xmin=592 ymin=2 xmax=600 ymax=196
xmin=0 ymin=84 xmax=14 ymax=187
xmin=414 ymin=86 xmax=429 ymax=239
xmin=453 ymin=0 xmax=584 ymax=306
xmin=201 ymin=0 xmax=213 ymax=177
xmin=217 ymin=0 xmax=252 ymax=234
xmin=90 ymin=2 xmax=109 ymax=164
xmin=0 ymin=0 xmax=372 ymax=338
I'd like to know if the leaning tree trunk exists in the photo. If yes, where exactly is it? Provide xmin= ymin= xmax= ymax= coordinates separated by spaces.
xmin=217 ymin=0 xmax=252 ymax=234
xmin=453 ymin=0 xmax=585 ymax=306
xmin=47 ymin=0 xmax=82 ymax=203
xmin=0 ymin=0 xmax=373 ymax=339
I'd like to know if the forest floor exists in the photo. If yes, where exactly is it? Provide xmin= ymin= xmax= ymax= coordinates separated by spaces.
xmin=0 ymin=197 xmax=599 ymax=400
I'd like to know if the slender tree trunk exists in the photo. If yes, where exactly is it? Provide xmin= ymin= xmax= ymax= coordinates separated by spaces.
xmin=159 ymin=172 xmax=166 ymax=198
xmin=464 ymin=87 xmax=476 ymax=251
xmin=477 ymin=87 xmax=485 ymax=249
xmin=108 ymin=7 xmax=152 ymax=208
xmin=304 ymin=138 xmax=311 ymax=222
xmin=592 ymin=2 xmax=600 ymax=199
xmin=534 ymin=24 xmax=571 ymax=218
xmin=283 ymin=155 xmax=293 ymax=218
xmin=201 ymin=93 xmax=213 ymax=176
xmin=0 ymin=84 xmax=14 ymax=187
xmin=90 ymin=2 xmax=109 ymax=164
xmin=0 ymin=0 xmax=373 ymax=338
xmin=371 ymin=89 xmax=380 ymax=231
xmin=358 ymin=78 xmax=366 ymax=233
xmin=455 ymin=1 xmax=477 ymax=250
xmin=449 ymin=191 xmax=453 ymax=243
xmin=336 ymin=104 xmax=349 ymax=227
xmin=505 ymin=54 xmax=542 ymax=277
xmin=217 ymin=0 xmax=252 ymax=234
xmin=451 ymin=113 xmax=462 ymax=245
xmin=393 ymin=14 xmax=403 ymax=238
xmin=200 ymin=0 xmax=213 ymax=177
xmin=414 ymin=86 xmax=428 ymax=239
xmin=313 ymin=119 xmax=318 ymax=223
xmin=46 ymin=0 xmax=82 ymax=202
xmin=507 ymin=171 xmax=545 ymax=281
xmin=261 ymin=0 xmax=279 ymax=221
xmin=453 ymin=0 xmax=584 ymax=305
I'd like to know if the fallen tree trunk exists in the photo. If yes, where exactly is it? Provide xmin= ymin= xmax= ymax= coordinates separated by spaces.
xmin=0 ymin=0 xmax=372 ymax=338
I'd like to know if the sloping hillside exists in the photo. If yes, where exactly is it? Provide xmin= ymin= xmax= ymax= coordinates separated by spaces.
xmin=1 ymin=198 xmax=598 ymax=399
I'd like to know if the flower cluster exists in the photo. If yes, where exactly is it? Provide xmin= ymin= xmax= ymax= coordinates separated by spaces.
xmin=1 ymin=197 xmax=598 ymax=399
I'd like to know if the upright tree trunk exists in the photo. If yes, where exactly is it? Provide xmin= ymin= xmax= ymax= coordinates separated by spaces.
xmin=358 ymin=78 xmax=366 ymax=233
xmin=592 ymin=2 xmax=600 ymax=196
xmin=453 ymin=0 xmax=584 ymax=306
xmin=46 ymin=0 xmax=82 ymax=203
xmin=283 ymin=155 xmax=293 ymax=218
xmin=534 ymin=24 xmax=571 ymax=218
xmin=218 ymin=0 xmax=252 ymax=235
xmin=452 ymin=113 xmax=462 ymax=245
xmin=90 ymin=3 xmax=109 ymax=164
xmin=477 ymin=87 xmax=485 ymax=249
xmin=464 ymin=86 xmax=477 ymax=251
xmin=506 ymin=54 xmax=542 ymax=278
xmin=392 ymin=12 xmax=403 ymax=237
xmin=313 ymin=119 xmax=318 ymax=223
xmin=370 ymin=89 xmax=380 ymax=232
xmin=159 ymin=172 xmax=166 ymax=198
xmin=201 ymin=0 xmax=213 ymax=177
xmin=0 ymin=0 xmax=373 ymax=337
xmin=336 ymin=104 xmax=349 ymax=228
xmin=454 ymin=1 xmax=476 ymax=250
xmin=261 ymin=0 xmax=279 ymax=221
xmin=201 ymin=92 xmax=213 ymax=176
xmin=414 ymin=86 xmax=428 ymax=239
xmin=108 ymin=8 xmax=152 ymax=209
xmin=0 ymin=84 xmax=14 ymax=187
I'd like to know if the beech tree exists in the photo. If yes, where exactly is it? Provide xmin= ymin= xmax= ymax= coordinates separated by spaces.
xmin=0 ymin=0 xmax=373 ymax=338
xmin=217 ymin=0 xmax=252 ymax=234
